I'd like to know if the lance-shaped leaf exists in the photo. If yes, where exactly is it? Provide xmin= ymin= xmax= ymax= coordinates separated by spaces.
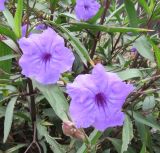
xmin=68 ymin=22 xmax=153 ymax=33
xmin=14 ymin=0 xmax=23 ymax=38
xmin=33 ymin=81 xmax=69 ymax=121
xmin=121 ymin=114 xmax=134 ymax=153
xmin=3 ymin=96 xmax=18 ymax=143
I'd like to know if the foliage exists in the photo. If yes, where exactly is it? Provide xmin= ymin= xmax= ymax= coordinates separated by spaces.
xmin=0 ymin=0 xmax=160 ymax=153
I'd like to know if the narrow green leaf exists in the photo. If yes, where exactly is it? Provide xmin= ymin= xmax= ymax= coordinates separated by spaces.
xmin=142 ymin=95 xmax=155 ymax=111
xmin=5 ymin=144 xmax=26 ymax=153
xmin=0 ymin=107 xmax=5 ymax=118
xmin=128 ymin=111 xmax=160 ymax=131
xmin=69 ymin=22 xmax=153 ymax=33
xmin=34 ymin=81 xmax=69 ymax=121
xmin=46 ymin=135 xmax=65 ymax=153
xmin=151 ymin=42 xmax=160 ymax=69
xmin=149 ymin=0 xmax=156 ymax=13
xmin=124 ymin=0 xmax=138 ymax=27
xmin=0 ymin=42 xmax=12 ymax=75
xmin=88 ymin=7 xmax=104 ymax=24
xmin=102 ymin=149 xmax=110 ymax=153
xmin=107 ymin=138 xmax=122 ymax=153
xmin=106 ymin=4 xmax=124 ymax=23
xmin=135 ymin=122 xmax=153 ymax=152
xmin=117 ymin=69 xmax=142 ymax=80
xmin=37 ymin=122 xmax=65 ymax=153
xmin=121 ymin=115 xmax=134 ymax=153
xmin=77 ymin=130 xmax=102 ymax=153
xmin=49 ymin=21 xmax=91 ymax=65
xmin=71 ymin=0 xmax=76 ymax=5
xmin=107 ymin=138 xmax=135 ymax=153
xmin=50 ymin=0 xmax=59 ymax=9
xmin=58 ymin=12 xmax=76 ymax=20
xmin=140 ymin=144 xmax=147 ymax=153
xmin=137 ymin=0 xmax=151 ymax=14
xmin=14 ymin=0 xmax=23 ymax=38
xmin=0 ymin=25 xmax=17 ymax=41
xmin=40 ymin=141 xmax=47 ymax=153
xmin=3 ymin=96 xmax=18 ymax=143
xmin=133 ymin=36 xmax=154 ymax=61
xmin=0 ymin=54 xmax=18 ymax=62
xmin=2 ymin=39 xmax=20 ymax=53
xmin=3 ymin=9 xmax=14 ymax=30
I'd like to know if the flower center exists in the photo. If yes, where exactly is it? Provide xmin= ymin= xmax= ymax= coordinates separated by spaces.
xmin=84 ymin=5 xmax=89 ymax=10
xmin=42 ymin=53 xmax=52 ymax=63
xmin=95 ymin=92 xmax=107 ymax=107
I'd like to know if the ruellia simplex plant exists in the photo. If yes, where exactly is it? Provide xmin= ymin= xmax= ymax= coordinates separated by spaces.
xmin=0 ymin=0 xmax=160 ymax=153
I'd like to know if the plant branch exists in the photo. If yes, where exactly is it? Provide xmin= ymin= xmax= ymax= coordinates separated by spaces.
xmin=111 ymin=33 xmax=122 ymax=54
xmin=24 ymin=79 xmax=42 ymax=153
xmin=90 ymin=0 xmax=111 ymax=59
xmin=123 ymin=71 xmax=160 ymax=109
xmin=27 ymin=79 xmax=36 ymax=123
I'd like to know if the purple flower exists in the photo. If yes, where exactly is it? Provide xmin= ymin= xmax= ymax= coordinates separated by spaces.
xmin=67 ymin=64 xmax=134 ymax=131
xmin=19 ymin=28 xmax=75 ymax=84
xmin=0 ymin=0 xmax=6 ymax=11
xmin=22 ymin=24 xmax=28 ymax=37
xmin=21 ymin=24 xmax=47 ymax=38
xmin=75 ymin=0 xmax=100 ymax=21
xmin=35 ymin=24 xmax=47 ymax=31
xmin=131 ymin=47 xmax=137 ymax=52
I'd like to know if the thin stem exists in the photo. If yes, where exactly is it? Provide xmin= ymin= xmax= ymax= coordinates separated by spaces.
xmin=123 ymin=71 xmax=160 ymax=109
xmin=90 ymin=0 xmax=111 ymax=59
xmin=23 ymin=79 xmax=42 ymax=153
xmin=130 ymin=52 xmax=139 ymax=68
xmin=27 ymin=79 xmax=36 ymax=123
xmin=111 ymin=33 xmax=122 ymax=54
xmin=147 ymin=1 xmax=158 ymax=28
xmin=109 ymin=34 xmax=141 ymax=62
xmin=32 ymin=0 xmax=37 ymax=10
xmin=24 ymin=142 xmax=33 ymax=153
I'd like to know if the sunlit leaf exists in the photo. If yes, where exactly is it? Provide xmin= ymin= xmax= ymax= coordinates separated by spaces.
xmin=124 ymin=0 xmax=138 ymax=27
xmin=14 ymin=0 xmax=23 ymax=38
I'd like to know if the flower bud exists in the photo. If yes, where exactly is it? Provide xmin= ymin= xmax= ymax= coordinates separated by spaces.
xmin=62 ymin=121 xmax=85 ymax=141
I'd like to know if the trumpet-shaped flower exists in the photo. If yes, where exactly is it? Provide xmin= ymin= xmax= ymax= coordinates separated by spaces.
xmin=75 ymin=0 xmax=100 ymax=21
xmin=67 ymin=64 xmax=134 ymax=131
xmin=19 ymin=28 xmax=75 ymax=84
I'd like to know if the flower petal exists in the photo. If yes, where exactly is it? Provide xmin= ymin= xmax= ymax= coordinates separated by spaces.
xmin=70 ymin=99 xmax=96 ymax=128
xmin=19 ymin=54 xmax=41 ymax=77
xmin=92 ymin=64 xmax=109 ymax=92
xmin=0 ymin=0 xmax=6 ymax=11
xmin=107 ymin=74 xmax=135 ymax=100
xmin=68 ymin=74 xmax=98 ymax=95
xmin=92 ymin=107 xmax=125 ymax=131
xmin=36 ymin=63 xmax=61 ymax=84
xmin=51 ymin=46 xmax=75 ymax=72
xmin=75 ymin=0 xmax=100 ymax=21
